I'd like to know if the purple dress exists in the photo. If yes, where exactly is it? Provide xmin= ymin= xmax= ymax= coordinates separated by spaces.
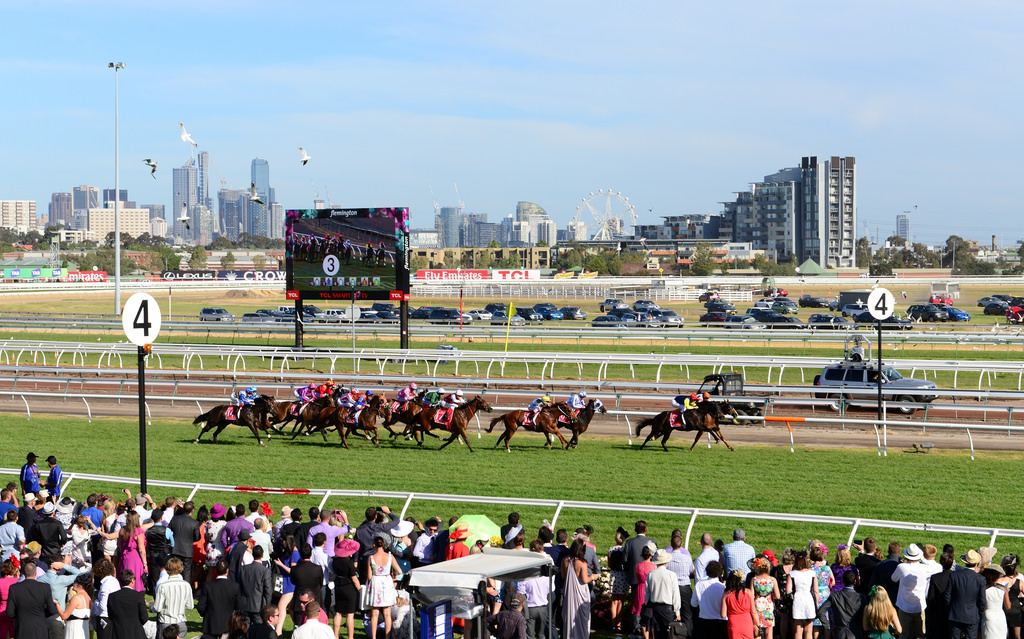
xmin=117 ymin=530 xmax=146 ymax=592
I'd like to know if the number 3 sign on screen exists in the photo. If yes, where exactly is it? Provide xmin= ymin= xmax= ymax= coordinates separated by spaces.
xmin=122 ymin=293 xmax=162 ymax=346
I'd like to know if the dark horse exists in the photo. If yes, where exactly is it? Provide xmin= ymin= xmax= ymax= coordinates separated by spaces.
xmin=408 ymin=396 xmax=493 ymax=452
xmin=382 ymin=393 xmax=425 ymax=439
xmin=635 ymin=400 xmax=739 ymax=452
xmin=487 ymin=403 xmax=576 ymax=452
xmin=558 ymin=399 xmax=607 ymax=448
xmin=193 ymin=395 xmax=279 ymax=447
xmin=319 ymin=395 xmax=387 ymax=449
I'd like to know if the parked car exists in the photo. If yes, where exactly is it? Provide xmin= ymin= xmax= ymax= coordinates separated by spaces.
xmin=977 ymin=296 xmax=1001 ymax=307
xmin=515 ymin=308 xmax=543 ymax=323
xmin=723 ymin=315 xmax=767 ymax=329
xmin=592 ymin=315 xmax=627 ymax=328
xmin=984 ymin=301 xmax=1010 ymax=315
xmin=840 ymin=302 xmax=869 ymax=317
xmin=929 ymin=294 xmax=954 ymax=305
xmin=753 ymin=299 xmax=776 ymax=309
xmin=941 ymin=306 xmax=971 ymax=322
xmin=490 ymin=311 xmax=525 ymax=326
xmin=650 ymin=309 xmax=683 ymax=326
xmin=199 ymin=307 xmax=234 ymax=321
xmin=807 ymin=313 xmax=854 ymax=330
xmin=467 ymin=309 xmax=493 ymax=321
xmin=992 ymin=294 xmax=1014 ymax=302
xmin=600 ymin=298 xmax=627 ymax=312
xmin=369 ymin=311 xmax=400 ymax=323
xmin=745 ymin=307 xmax=778 ymax=320
xmin=799 ymin=294 xmax=832 ymax=308
xmin=240 ymin=313 xmax=272 ymax=323
xmin=484 ymin=302 xmax=508 ymax=315
xmin=762 ymin=315 xmax=805 ymax=329
xmin=322 ymin=308 xmax=347 ymax=322
xmin=606 ymin=309 xmax=638 ymax=322
xmin=532 ymin=303 xmax=564 ymax=320
xmin=698 ymin=290 xmax=720 ymax=302
xmin=371 ymin=303 xmax=397 ymax=314
xmin=632 ymin=299 xmax=660 ymax=312
xmin=814 ymin=361 xmax=937 ymax=414
xmin=302 ymin=305 xmax=328 ymax=322
xmin=558 ymin=306 xmax=587 ymax=320
xmin=906 ymin=304 xmax=949 ymax=322
xmin=705 ymin=301 xmax=736 ymax=314
xmin=411 ymin=306 xmax=441 ymax=319
xmin=852 ymin=311 xmax=914 ymax=330
xmin=771 ymin=299 xmax=799 ymax=314
xmin=428 ymin=308 xmax=470 ymax=325
xmin=699 ymin=311 xmax=728 ymax=326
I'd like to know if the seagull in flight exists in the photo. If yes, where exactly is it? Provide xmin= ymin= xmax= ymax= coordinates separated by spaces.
xmin=177 ymin=202 xmax=191 ymax=230
xmin=178 ymin=122 xmax=198 ymax=147
xmin=249 ymin=182 xmax=264 ymax=205
xmin=298 ymin=147 xmax=311 ymax=165
xmin=142 ymin=158 xmax=157 ymax=178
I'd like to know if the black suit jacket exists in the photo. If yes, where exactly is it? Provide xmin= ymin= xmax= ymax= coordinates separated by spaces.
xmin=622 ymin=534 xmax=656 ymax=586
xmin=167 ymin=513 xmax=200 ymax=557
xmin=198 ymin=576 xmax=241 ymax=635
xmin=289 ymin=560 xmax=324 ymax=604
xmin=816 ymin=588 xmax=865 ymax=639
xmin=869 ymin=556 xmax=900 ymax=602
xmin=944 ymin=568 xmax=986 ymax=625
xmin=238 ymin=561 xmax=274 ymax=614
xmin=246 ymin=622 xmax=280 ymax=639
xmin=29 ymin=517 xmax=67 ymax=558
xmin=5 ymin=578 xmax=56 ymax=639
xmin=107 ymin=587 xmax=148 ymax=639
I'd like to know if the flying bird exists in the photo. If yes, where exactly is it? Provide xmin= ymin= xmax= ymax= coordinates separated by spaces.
xmin=249 ymin=182 xmax=264 ymax=205
xmin=142 ymin=158 xmax=157 ymax=178
xmin=178 ymin=122 xmax=197 ymax=147
xmin=298 ymin=147 xmax=311 ymax=165
xmin=177 ymin=202 xmax=190 ymax=230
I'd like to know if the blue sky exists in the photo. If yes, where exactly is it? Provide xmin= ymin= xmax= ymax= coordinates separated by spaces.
xmin=2 ymin=1 xmax=1021 ymax=246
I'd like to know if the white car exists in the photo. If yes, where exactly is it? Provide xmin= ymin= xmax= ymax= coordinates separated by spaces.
xmin=468 ymin=309 xmax=493 ymax=321
xmin=322 ymin=309 xmax=347 ymax=322
xmin=841 ymin=302 xmax=869 ymax=317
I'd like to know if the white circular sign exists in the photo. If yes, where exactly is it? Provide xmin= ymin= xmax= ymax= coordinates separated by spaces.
xmin=349 ymin=304 xmax=361 ymax=321
xmin=322 ymin=254 xmax=340 ymax=276
xmin=122 ymin=292 xmax=162 ymax=346
xmin=866 ymin=287 xmax=896 ymax=321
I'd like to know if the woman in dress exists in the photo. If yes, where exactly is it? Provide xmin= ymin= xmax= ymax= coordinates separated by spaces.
xmin=562 ymin=538 xmax=599 ymax=639
xmin=830 ymin=545 xmax=857 ymax=595
xmin=751 ymin=557 xmax=780 ymax=639
xmin=632 ymin=543 xmax=657 ymax=639
xmin=367 ymin=533 xmax=402 ymax=639
xmin=607 ymin=526 xmax=630 ymax=633
xmin=191 ymin=504 xmax=209 ymax=589
xmin=0 ymin=558 xmax=19 ymax=639
xmin=55 ymin=498 xmax=76 ymax=565
xmin=68 ymin=516 xmax=93 ymax=570
xmin=273 ymin=533 xmax=299 ymax=636
xmin=723 ymin=570 xmax=757 ymax=639
xmin=773 ymin=548 xmax=795 ymax=639
xmin=788 ymin=551 xmax=818 ymax=639
xmin=809 ymin=542 xmax=834 ymax=638
xmin=332 ymin=538 xmax=361 ymax=639
xmin=98 ymin=501 xmax=119 ymax=560
xmin=862 ymin=585 xmax=901 ymax=639
xmin=1004 ymin=555 xmax=1024 ymax=639
xmin=116 ymin=511 xmax=147 ymax=592
xmin=982 ymin=564 xmax=1009 ymax=639
xmin=55 ymin=573 xmax=92 ymax=639
xmin=205 ymin=503 xmax=228 ymax=582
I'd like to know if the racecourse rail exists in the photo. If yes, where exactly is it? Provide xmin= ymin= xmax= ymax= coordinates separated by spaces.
xmin=3 ymin=467 xmax=1020 ymax=553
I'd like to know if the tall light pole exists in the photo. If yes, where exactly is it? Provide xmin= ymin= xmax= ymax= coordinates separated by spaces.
xmin=109 ymin=62 xmax=125 ymax=315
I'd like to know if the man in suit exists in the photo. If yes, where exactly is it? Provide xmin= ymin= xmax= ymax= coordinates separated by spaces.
xmin=197 ymin=559 xmax=241 ymax=639
xmin=5 ymin=558 xmax=56 ymax=639
xmin=289 ymin=544 xmax=325 ymax=610
xmin=623 ymin=520 xmax=656 ymax=635
xmin=239 ymin=545 xmax=274 ymax=626
xmin=167 ymin=501 xmax=200 ymax=589
xmin=246 ymin=604 xmax=281 ymax=639
xmin=945 ymin=549 xmax=987 ymax=639
xmin=869 ymin=542 xmax=903 ymax=603
xmin=107 ymin=570 xmax=147 ymax=639
xmin=816 ymin=570 xmax=866 ymax=639
xmin=226 ymin=529 xmax=253 ymax=585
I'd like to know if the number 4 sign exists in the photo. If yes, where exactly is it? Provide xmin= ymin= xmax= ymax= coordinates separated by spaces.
xmin=866 ymin=287 xmax=895 ymax=321
xmin=122 ymin=293 xmax=163 ymax=346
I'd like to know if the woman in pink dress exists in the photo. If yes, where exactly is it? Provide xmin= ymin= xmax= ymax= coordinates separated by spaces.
xmin=116 ymin=511 xmax=147 ymax=592
xmin=0 ymin=558 xmax=18 ymax=639
xmin=723 ymin=570 xmax=757 ymax=639
xmin=632 ymin=544 xmax=657 ymax=639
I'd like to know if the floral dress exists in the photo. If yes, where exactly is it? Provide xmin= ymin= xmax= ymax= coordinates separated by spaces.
xmin=811 ymin=563 xmax=833 ymax=627
xmin=752 ymin=574 xmax=775 ymax=628
xmin=368 ymin=554 xmax=397 ymax=608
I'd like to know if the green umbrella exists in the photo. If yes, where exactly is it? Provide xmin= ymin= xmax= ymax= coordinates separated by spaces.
xmin=449 ymin=514 xmax=501 ymax=549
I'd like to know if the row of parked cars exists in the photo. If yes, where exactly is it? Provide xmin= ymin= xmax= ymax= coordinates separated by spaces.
xmin=592 ymin=299 xmax=683 ymax=328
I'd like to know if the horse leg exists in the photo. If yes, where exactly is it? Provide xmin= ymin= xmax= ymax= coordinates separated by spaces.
xmin=194 ymin=422 xmax=212 ymax=444
xmin=211 ymin=422 xmax=230 ymax=444
xmin=660 ymin=427 xmax=672 ymax=452
xmin=689 ymin=430 xmax=704 ymax=451
xmin=639 ymin=429 xmax=655 ymax=450
xmin=459 ymin=425 xmax=473 ymax=452
xmin=249 ymin=421 xmax=266 ymax=448
xmin=338 ymin=422 xmax=349 ymax=450
xmin=713 ymin=427 xmax=735 ymax=451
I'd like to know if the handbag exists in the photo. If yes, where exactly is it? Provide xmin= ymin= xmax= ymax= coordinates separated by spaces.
xmin=359 ymin=584 xmax=371 ymax=609
xmin=667 ymin=620 xmax=688 ymax=639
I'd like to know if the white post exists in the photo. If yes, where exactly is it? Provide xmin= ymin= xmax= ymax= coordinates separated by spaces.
xmin=109 ymin=62 xmax=125 ymax=315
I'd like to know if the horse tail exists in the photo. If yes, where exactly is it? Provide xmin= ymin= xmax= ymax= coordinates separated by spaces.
xmin=635 ymin=417 xmax=654 ymax=436
xmin=193 ymin=409 xmax=217 ymax=425
xmin=487 ymin=415 xmax=504 ymax=433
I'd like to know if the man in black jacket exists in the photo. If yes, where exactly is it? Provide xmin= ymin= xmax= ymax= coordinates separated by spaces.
xmin=354 ymin=506 xmax=398 ymax=558
xmin=816 ymin=570 xmax=866 ymax=639
xmin=226 ymin=529 xmax=253 ymax=585
xmin=622 ymin=520 xmax=656 ymax=635
xmin=107 ymin=570 xmax=147 ymax=639
xmin=5 ymin=559 xmax=56 ymax=639
xmin=246 ymin=604 xmax=281 ymax=639
xmin=29 ymin=502 xmax=66 ymax=559
xmin=288 ymin=545 xmax=325 ymax=615
xmin=197 ymin=560 xmax=241 ymax=639
xmin=145 ymin=508 xmax=172 ymax=593
xmin=238 ymin=546 xmax=274 ymax=626
xmin=167 ymin=501 xmax=200 ymax=590
xmin=945 ymin=549 xmax=986 ymax=639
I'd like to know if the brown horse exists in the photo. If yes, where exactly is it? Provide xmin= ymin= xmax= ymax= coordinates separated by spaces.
xmin=193 ymin=395 xmax=278 ymax=447
xmin=487 ymin=403 xmax=575 ymax=452
xmin=558 ymin=399 xmax=607 ymax=448
xmin=409 ymin=396 xmax=492 ymax=452
xmin=635 ymin=400 xmax=739 ymax=451
xmin=287 ymin=396 xmax=339 ymax=440
xmin=382 ymin=394 xmax=425 ymax=438
xmin=312 ymin=395 xmax=386 ymax=448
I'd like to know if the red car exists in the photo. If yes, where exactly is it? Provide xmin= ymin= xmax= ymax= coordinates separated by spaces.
xmin=699 ymin=311 xmax=728 ymax=326
xmin=930 ymin=294 xmax=953 ymax=305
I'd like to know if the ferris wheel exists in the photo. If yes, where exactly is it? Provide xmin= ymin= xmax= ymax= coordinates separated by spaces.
xmin=574 ymin=189 xmax=637 ymax=241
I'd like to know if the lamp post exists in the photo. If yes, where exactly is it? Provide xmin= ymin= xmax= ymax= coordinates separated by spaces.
xmin=109 ymin=62 xmax=125 ymax=315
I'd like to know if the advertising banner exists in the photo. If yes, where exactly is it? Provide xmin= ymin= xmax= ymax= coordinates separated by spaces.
xmin=67 ymin=271 xmax=108 ymax=282
xmin=491 ymin=269 xmax=540 ymax=280
xmin=159 ymin=270 xmax=286 ymax=281
xmin=415 ymin=269 xmax=488 ymax=281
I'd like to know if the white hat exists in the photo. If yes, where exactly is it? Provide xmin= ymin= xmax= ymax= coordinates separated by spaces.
xmin=653 ymin=549 xmax=672 ymax=565
xmin=904 ymin=544 xmax=923 ymax=562
xmin=36 ymin=489 xmax=49 ymax=500
xmin=41 ymin=502 xmax=55 ymax=515
xmin=390 ymin=520 xmax=415 ymax=538
xmin=23 ymin=493 xmax=35 ymax=503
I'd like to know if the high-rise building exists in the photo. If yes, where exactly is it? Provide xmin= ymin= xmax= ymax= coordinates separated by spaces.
xmin=219 ymin=189 xmax=247 ymax=241
xmin=800 ymin=156 xmax=856 ymax=268
xmin=72 ymin=186 xmax=99 ymax=211
xmin=0 ymin=201 xmax=37 ymax=233
xmin=87 ymin=205 xmax=149 ymax=242
xmin=896 ymin=214 xmax=910 ymax=242
xmin=48 ymin=193 xmax=72 ymax=227
xmin=172 ymin=162 xmax=198 ymax=241
xmin=269 ymin=203 xmax=284 ymax=239
xmin=438 ymin=206 xmax=462 ymax=248
xmin=140 ymin=204 xmax=165 ymax=223
xmin=249 ymin=158 xmax=270 ymax=237
xmin=102 ymin=189 xmax=128 ymax=207
xmin=196 ymin=152 xmax=214 ymax=231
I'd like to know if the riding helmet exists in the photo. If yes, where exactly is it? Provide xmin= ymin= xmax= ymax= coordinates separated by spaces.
xmin=579 ymin=390 xmax=587 ymax=397
xmin=703 ymin=392 xmax=711 ymax=399
xmin=690 ymin=393 xmax=698 ymax=400
xmin=246 ymin=386 xmax=256 ymax=393
xmin=409 ymin=382 xmax=417 ymax=390
xmin=542 ymin=396 xmax=551 ymax=403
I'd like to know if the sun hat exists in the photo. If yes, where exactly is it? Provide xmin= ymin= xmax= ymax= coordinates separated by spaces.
xmin=961 ymin=549 xmax=982 ymax=566
xmin=391 ymin=520 xmax=414 ymax=538
xmin=449 ymin=526 xmax=471 ymax=541
xmin=504 ymin=525 xmax=523 ymax=543
xmin=25 ymin=541 xmax=40 ymax=554
xmin=904 ymin=544 xmax=924 ymax=562
xmin=653 ymin=549 xmax=672 ymax=565
xmin=41 ymin=502 xmax=55 ymax=515
xmin=210 ymin=503 xmax=227 ymax=519
xmin=23 ymin=493 xmax=35 ymax=503
xmin=335 ymin=538 xmax=360 ymax=557
xmin=985 ymin=563 xmax=1006 ymax=576
xmin=36 ymin=489 xmax=49 ymax=500
xmin=280 ymin=506 xmax=292 ymax=519
xmin=56 ymin=497 xmax=76 ymax=515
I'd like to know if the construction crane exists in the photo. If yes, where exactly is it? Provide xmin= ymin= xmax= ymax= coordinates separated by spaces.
xmin=324 ymin=185 xmax=333 ymax=208
xmin=209 ymin=155 xmax=228 ymax=189
xmin=454 ymin=182 xmax=465 ymax=215
xmin=429 ymin=186 xmax=440 ymax=218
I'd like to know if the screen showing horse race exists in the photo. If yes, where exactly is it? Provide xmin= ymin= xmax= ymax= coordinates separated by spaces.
xmin=285 ymin=207 xmax=410 ymax=301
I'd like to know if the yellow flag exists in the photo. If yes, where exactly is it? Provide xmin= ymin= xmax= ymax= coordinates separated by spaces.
xmin=505 ymin=302 xmax=515 ymax=351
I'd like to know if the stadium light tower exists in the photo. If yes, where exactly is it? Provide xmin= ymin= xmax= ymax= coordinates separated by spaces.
xmin=109 ymin=62 xmax=125 ymax=314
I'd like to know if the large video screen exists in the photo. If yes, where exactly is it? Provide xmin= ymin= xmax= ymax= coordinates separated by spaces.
xmin=285 ymin=207 xmax=409 ymax=301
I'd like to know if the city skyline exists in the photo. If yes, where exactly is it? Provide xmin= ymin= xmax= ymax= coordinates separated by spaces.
xmin=2 ymin=2 xmax=1023 ymax=246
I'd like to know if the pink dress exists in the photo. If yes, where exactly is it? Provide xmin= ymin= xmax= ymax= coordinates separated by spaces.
xmin=632 ymin=561 xmax=656 ymax=615
xmin=0 ymin=575 xmax=17 ymax=637
xmin=117 ymin=530 xmax=147 ymax=592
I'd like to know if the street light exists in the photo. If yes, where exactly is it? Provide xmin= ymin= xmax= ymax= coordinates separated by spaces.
xmin=109 ymin=61 xmax=125 ymax=315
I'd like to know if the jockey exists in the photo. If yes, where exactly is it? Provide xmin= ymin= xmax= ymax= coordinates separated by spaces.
xmin=232 ymin=386 xmax=258 ymax=407
xmin=526 ymin=395 xmax=551 ymax=424
xmin=396 ymin=382 xmax=417 ymax=409
xmin=566 ymin=390 xmax=587 ymax=417
xmin=317 ymin=381 xmax=331 ymax=398
xmin=294 ymin=382 xmax=317 ymax=404
xmin=422 ymin=388 xmax=443 ymax=406
xmin=338 ymin=388 xmax=362 ymax=409
xmin=671 ymin=393 xmax=699 ymax=413
xmin=440 ymin=389 xmax=465 ymax=409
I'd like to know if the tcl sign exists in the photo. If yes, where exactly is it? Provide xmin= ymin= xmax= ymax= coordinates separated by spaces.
xmin=492 ymin=269 xmax=539 ymax=280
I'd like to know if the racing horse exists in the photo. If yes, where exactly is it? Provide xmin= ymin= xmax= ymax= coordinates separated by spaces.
xmin=314 ymin=395 xmax=387 ymax=448
xmin=558 ymin=398 xmax=607 ymax=448
xmin=487 ymin=403 xmax=577 ymax=452
xmin=634 ymin=400 xmax=739 ymax=452
xmin=193 ymin=395 xmax=279 ymax=447
xmin=382 ymin=391 xmax=426 ymax=438
xmin=408 ymin=396 xmax=492 ymax=452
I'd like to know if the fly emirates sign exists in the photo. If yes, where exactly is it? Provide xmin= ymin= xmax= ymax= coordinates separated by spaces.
xmin=415 ymin=269 xmax=540 ymax=281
